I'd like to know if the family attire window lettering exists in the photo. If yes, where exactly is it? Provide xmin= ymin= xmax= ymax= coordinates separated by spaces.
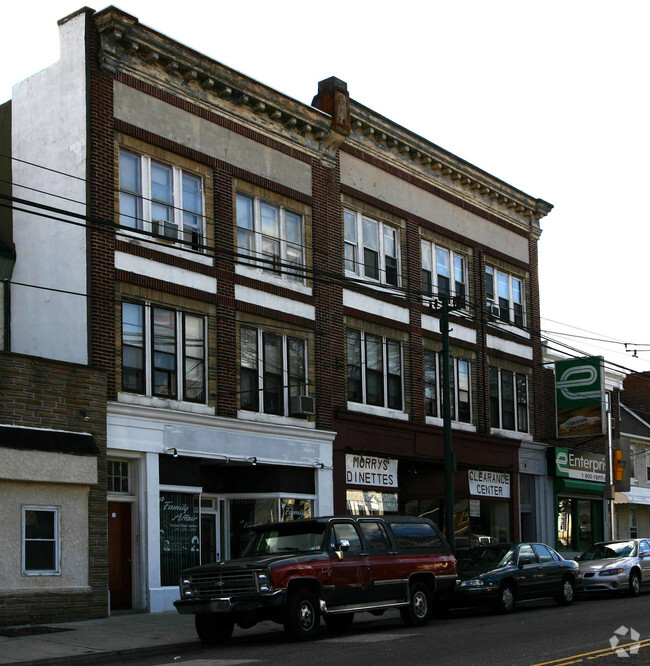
xmin=344 ymin=210 xmax=400 ymax=287
xmin=489 ymin=367 xmax=529 ymax=432
xmin=421 ymin=240 xmax=466 ymax=306
xmin=236 ymin=193 xmax=304 ymax=281
xmin=423 ymin=350 xmax=471 ymax=423
xmin=239 ymin=326 xmax=309 ymax=417
xmin=347 ymin=328 xmax=403 ymax=410
xmin=486 ymin=266 xmax=524 ymax=327
xmin=121 ymin=302 xmax=206 ymax=403
xmin=119 ymin=149 xmax=204 ymax=250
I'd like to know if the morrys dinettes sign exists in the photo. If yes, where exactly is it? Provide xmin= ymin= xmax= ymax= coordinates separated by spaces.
xmin=468 ymin=470 xmax=511 ymax=498
xmin=345 ymin=454 xmax=398 ymax=488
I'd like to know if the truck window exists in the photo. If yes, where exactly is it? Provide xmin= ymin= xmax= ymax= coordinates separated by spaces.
xmin=331 ymin=523 xmax=362 ymax=552
xmin=389 ymin=522 xmax=443 ymax=548
xmin=359 ymin=521 xmax=392 ymax=550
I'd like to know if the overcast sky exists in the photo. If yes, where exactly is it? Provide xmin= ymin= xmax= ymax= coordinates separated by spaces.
xmin=3 ymin=1 xmax=649 ymax=379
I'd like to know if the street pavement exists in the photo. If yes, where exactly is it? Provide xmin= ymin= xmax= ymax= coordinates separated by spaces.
xmin=0 ymin=610 xmax=277 ymax=665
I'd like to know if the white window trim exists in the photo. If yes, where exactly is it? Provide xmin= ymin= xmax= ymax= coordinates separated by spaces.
xmin=489 ymin=367 xmax=530 ymax=435
xmin=22 ymin=506 xmax=60 ymax=576
xmin=486 ymin=266 xmax=525 ymax=328
xmin=236 ymin=194 xmax=306 ymax=284
xmin=239 ymin=327 xmax=311 ymax=418
xmin=421 ymin=239 xmax=467 ymax=307
xmin=347 ymin=329 xmax=405 ymax=412
xmin=119 ymin=149 xmax=206 ymax=252
xmin=122 ymin=303 xmax=208 ymax=405
xmin=344 ymin=209 xmax=402 ymax=288
xmin=423 ymin=351 xmax=473 ymax=426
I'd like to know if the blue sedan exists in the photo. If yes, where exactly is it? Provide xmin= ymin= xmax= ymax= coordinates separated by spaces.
xmin=455 ymin=542 xmax=581 ymax=613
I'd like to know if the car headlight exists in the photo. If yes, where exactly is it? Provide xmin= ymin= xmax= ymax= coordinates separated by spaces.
xmin=180 ymin=577 xmax=193 ymax=598
xmin=257 ymin=571 xmax=272 ymax=593
xmin=599 ymin=568 xmax=625 ymax=576
xmin=460 ymin=578 xmax=484 ymax=588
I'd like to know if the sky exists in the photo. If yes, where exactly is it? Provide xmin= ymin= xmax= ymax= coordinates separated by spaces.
xmin=2 ymin=0 xmax=649 ymax=380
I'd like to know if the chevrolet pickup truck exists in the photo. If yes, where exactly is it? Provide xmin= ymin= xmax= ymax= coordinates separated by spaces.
xmin=174 ymin=515 xmax=458 ymax=643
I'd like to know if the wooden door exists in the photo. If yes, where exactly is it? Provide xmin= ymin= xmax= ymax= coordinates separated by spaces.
xmin=108 ymin=502 xmax=132 ymax=610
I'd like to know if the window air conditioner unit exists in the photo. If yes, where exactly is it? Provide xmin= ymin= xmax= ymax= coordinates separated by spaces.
xmin=489 ymin=304 xmax=501 ymax=318
xmin=153 ymin=219 xmax=178 ymax=240
xmin=290 ymin=395 xmax=316 ymax=415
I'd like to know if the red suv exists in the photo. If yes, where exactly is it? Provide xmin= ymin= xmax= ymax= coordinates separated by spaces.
xmin=174 ymin=515 xmax=458 ymax=643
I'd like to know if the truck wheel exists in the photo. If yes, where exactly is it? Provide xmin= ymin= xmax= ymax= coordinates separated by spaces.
xmin=284 ymin=588 xmax=320 ymax=641
xmin=194 ymin=613 xmax=234 ymax=645
xmin=400 ymin=582 xmax=432 ymax=627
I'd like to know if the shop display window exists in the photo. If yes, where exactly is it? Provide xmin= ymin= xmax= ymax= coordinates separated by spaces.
xmin=346 ymin=490 xmax=398 ymax=515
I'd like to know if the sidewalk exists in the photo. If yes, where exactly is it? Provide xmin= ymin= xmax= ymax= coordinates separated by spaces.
xmin=0 ymin=610 xmax=272 ymax=665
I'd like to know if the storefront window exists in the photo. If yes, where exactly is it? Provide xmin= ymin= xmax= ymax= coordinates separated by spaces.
xmin=159 ymin=491 xmax=199 ymax=586
xmin=281 ymin=498 xmax=313 ymax=521
xmin=346 ymin=490 xmax=398 ymax=515
xmin=229 ymin=498 xmax=278 ymax=559
xmin=557 ymin=497 xmax=601 ymax=551
xmin=455 ymin=498 xmax=510 ymax=549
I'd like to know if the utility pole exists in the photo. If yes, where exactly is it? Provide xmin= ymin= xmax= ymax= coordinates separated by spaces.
xmin=432 ymin=294 xmax=457 ymax=552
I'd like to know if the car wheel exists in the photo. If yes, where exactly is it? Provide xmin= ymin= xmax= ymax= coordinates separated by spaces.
xmin=324 ymin=612 xmax=354 ymax=631
xmin=629 ymin=570 xmax=641 ymax=597
xmin=284 ymin=588 xmax=320 ymax=641
xmin=556 ymin=576 xmax=575 ymax=606
xmin=497 ymin=582 xmax=516 ymax=613
xmin=194 ymin=613 xmax=234 ymax=645
xmin=400 ymin=582 xmax=432 ymax=627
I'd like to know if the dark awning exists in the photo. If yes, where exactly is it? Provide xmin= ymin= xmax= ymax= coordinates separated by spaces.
xmin=0 ymin=425 xmax=98 ymax=456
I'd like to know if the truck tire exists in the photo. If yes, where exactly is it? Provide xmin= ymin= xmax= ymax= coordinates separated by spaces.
xmin=400 ymin=582 xmax=432 ymax=627
xmin=284 ymin=588 xmax=320 ymax=641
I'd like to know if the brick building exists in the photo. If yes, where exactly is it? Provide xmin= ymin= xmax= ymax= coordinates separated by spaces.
xmin=3 ymin=6 xmax=553 ymax=617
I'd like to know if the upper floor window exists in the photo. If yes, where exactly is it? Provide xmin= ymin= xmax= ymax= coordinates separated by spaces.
xmin=236 ymin=194 xmax=305 ymax=282
xmin=486 ymin=267 xmax=524 ymax=327
xmin=240 ymin=326 xmax=310 ymax=417
xmin=23 ymin=507 xmax=59 ymax=575
xmin=119 ymin=149 xmax=205 ymax=250
xmin=122 ymin=302 xmax=206 ymax=403
xmin=489 ymin=367 xmax=529 ymax=433
xmin=421 ymin=240 xmax=466 ymax=305
xmin=344 ymin=210 xmax=400 ymax=287
xmin=347 ymin=329 xmax=403 ymax=410
xmin=423 ymin=350 xmax=471 ymax=423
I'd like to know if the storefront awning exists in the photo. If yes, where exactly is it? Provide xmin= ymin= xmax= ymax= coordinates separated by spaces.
xmin=615 ymin=488 xmax=650 ymax=506
xmin=554 ymin=478 xmax=606 ymax=496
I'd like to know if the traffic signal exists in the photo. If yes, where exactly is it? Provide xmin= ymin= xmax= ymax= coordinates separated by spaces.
xmin=613 ymin=449 xmax=624 ymax=482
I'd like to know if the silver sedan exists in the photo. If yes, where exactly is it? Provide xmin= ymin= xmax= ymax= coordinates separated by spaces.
xmin=578 ymin=539 xmax=650 ymax=596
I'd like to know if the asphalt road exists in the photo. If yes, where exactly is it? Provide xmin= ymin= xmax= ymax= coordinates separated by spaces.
xmin=92 ymin=593 xmax=650 ymax=666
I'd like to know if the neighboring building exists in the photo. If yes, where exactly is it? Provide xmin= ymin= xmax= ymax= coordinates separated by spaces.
xmin=2 ymin=6 xmax=554 ymax=618
xmin=615 ymin=372 xmax=650 ymax=538
xmin=0 ymin=352 xmax=107 ymax=626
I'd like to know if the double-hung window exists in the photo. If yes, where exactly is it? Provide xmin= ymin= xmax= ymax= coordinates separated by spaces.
xmin=489 ymin=367 xmax=529 ymax=432
xmin=23 ymin=507 xmax=59 ymax=574
xmin=344 ymin=210 xmax=400 ymax=287
xmin=240 ymin=326 xmax=309 ymax=417
xmin=423 ymin=350 xmax=471 ymax=423
xmin=236 ymin=194 xmax=305 ymax=281
xmin=119 ymin=149 xmax=205 ymax=250
xmin=347 ymin=329 xmax=403 ymax=410
xmin=486 ymin=267 xmax=524 ymax=327
xmin=121 ymin=302 xmax=206 ymax=403
xmin=421 ymin=241 xmax=466 ymax=306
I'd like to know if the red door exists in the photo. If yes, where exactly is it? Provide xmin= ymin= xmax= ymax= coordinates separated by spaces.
xmin=108 ymin=502 xmax=132 ymax=610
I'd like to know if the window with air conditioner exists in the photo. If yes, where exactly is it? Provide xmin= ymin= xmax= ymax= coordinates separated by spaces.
xmin=486 ymin=266 xmax=525 ymax=327
xmin=119 ymin=149 xmax=205 ymax=250
xmin=240 ymin=326 xmax=311 ymax=418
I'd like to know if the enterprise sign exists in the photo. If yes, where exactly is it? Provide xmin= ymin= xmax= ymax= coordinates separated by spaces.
xmin=345 ymin=454 xmax=398 ymax=488
xmin=553 ymin=447 xmax=606 ymax=483
xmin=469 ymin=470 xmax=511 ymax=498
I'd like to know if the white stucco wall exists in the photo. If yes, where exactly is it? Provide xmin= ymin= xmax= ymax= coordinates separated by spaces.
xmin=11 ymin=13 xmax=88 ymax=363
xmin=0 ymin=481 xmax=90 ymax=590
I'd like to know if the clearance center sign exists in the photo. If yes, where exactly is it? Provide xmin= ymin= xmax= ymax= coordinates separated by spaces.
xmin=555 ymin=356 xmax=605 ymax=439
